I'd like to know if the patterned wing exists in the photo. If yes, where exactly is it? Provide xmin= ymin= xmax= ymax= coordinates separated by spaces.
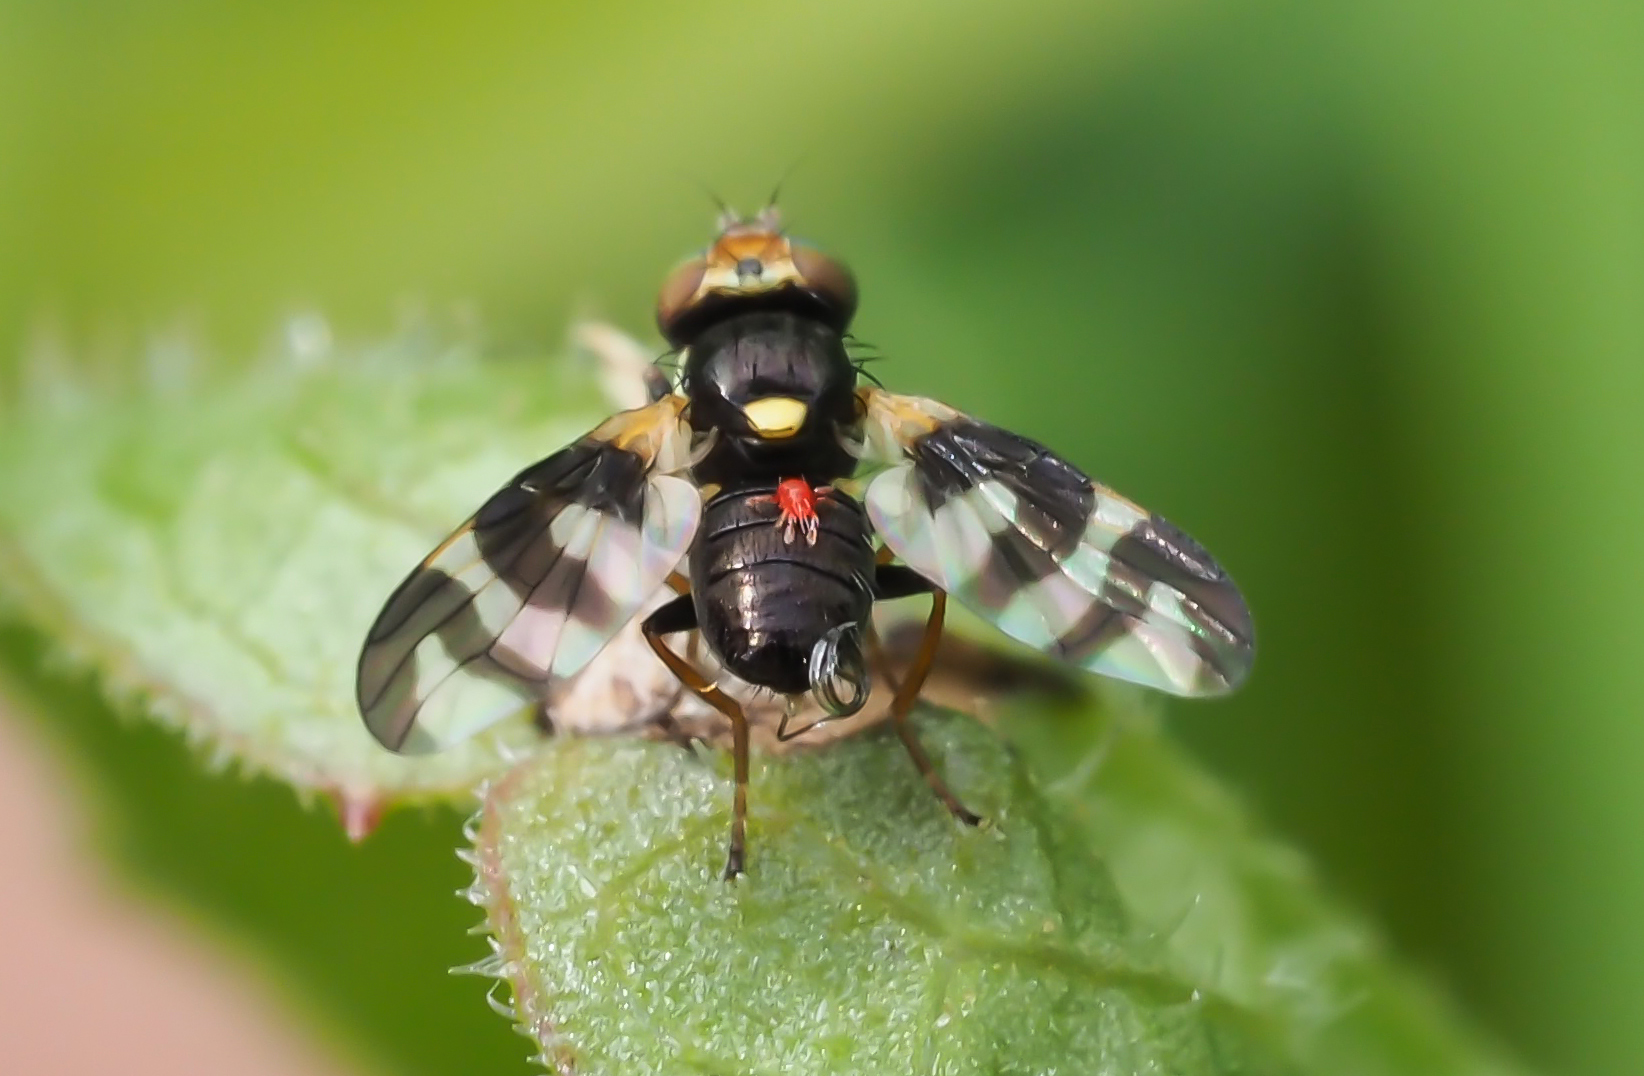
xmin=356 ymin=397 xmax=701 ymax=753
xmin=859 ymin=389 xmax=1254 ymax=696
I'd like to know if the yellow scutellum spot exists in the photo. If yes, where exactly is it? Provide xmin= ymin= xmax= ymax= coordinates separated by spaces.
xmin=743 ymin=396 xmax=808 ymax=439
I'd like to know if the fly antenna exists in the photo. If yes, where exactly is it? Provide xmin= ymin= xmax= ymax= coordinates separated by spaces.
xmin=759 ymin=156 xmax=806 ymax=231
xmin=688 ymin=176 xmax=739 ymax=231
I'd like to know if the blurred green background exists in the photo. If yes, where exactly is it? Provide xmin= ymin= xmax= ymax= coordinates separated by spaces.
xmin=1 ymin=1 xmax=1639 ymax=1074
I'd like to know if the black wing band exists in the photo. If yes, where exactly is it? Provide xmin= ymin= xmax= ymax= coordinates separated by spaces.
xmin=356 ymin=398 xmax=701 ymax=752
xmin=859 ymin=389 xmax=1253 ymax=696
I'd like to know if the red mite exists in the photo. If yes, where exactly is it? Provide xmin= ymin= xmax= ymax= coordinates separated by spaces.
xmin=773 ymin=479 xmax=828 ymax=545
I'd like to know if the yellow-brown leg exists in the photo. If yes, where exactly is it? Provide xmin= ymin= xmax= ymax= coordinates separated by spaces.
xmin=660 ymin=571 xmax=706 ymax=665
xmin=864 ymin=623 xmax=904 ymax=696
xmin=868 ymin=548 xmax=907 ymax=683
xmin=866 ymin=545 xmax=908 ymax=692
xmin=639 ymin=573 xmax=699 ymax=751
xmin=643 ymin=614 xmax=753 ymax=880
xmin=890 ymin=590 xmax=982 ymax=826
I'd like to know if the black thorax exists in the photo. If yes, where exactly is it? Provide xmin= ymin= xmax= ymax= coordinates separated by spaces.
xmin=680 ymin=311 xmax=861 ymax=488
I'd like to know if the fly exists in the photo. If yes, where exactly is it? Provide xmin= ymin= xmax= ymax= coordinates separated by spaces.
xmin=356 ymin=204 xmax=1255 ymax=878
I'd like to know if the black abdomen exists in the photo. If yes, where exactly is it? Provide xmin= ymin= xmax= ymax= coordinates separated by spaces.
xmin=690 ymin=486 xmax=875 ymax=695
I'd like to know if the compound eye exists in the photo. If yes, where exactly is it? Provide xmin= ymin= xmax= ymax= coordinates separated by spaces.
xmin=789 ymin=243 xmax=859 ymax=326
xmin=656 ymin=255 xmax=708 ymax=339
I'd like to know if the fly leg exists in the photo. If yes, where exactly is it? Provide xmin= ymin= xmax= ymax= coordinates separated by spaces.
xmin=872 ymin=565 xmax=983 ymax=827
xmin=868 ymin=542 xmax=907 ymax=693
xmin=572 ymin=321 xmax=674 ymax=408
xmin=645 ymin=571 xmax=708 ymax=752
xmin=642 ymin=593 xmax=755 ymax=881
xmin=864 ymin=546 xmax=906 ymax=694
xmin=864 ymin=624 xmax=902 ymax=696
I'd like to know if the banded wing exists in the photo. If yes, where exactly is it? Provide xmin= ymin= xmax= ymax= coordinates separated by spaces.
xmin=356 ymin=397 xmax=701 ymax=753
xmin=858 ymin=389 xmax=1254 ymax=696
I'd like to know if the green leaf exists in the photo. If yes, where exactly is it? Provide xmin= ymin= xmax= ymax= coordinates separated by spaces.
xmin=0 ymin=336 xmax=607 ymax=818
xmin=0 ymin=620 xmax=539 ymax=1076
xmin=1004 ymin=704 xmax=1531 ymax=1076
xmin=472 ymin=706 xmax=1528 ymax=1076
xmin=0 ymin=337 xmax=1530 ymax=1075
